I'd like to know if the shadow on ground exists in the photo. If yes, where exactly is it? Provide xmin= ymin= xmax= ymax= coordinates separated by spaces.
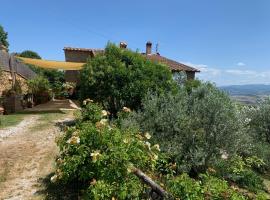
xmin=35 ymin=173 xmax=81 ymax=200
xmin=18 ymin=110 xmax=66 ymax=115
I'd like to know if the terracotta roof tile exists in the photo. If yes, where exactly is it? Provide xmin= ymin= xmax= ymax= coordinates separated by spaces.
xmin=63 ymin=47 xmax=200 ymax=72
xmin=143 ymin=54 xmax=200 ymax=72
xmin=63 ymin=47 xmax=104 ymax=53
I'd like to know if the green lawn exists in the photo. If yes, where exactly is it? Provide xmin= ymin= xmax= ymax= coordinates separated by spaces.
xmin=0 ymin=114 xmax=26 ymax=129
xmin=28 ymin=110 xmax=72 ymax=132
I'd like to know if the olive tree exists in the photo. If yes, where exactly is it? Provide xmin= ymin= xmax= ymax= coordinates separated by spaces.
xmin=249 ymin=98 xmax=270 ymax=144
xmin=123 ymin=83 xmax=243 ymax=175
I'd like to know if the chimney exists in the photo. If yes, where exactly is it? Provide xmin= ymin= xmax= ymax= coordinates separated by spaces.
xmin=119 ymin=41 xmax=127 ymax=49
xmin=146 ymin=41 xmax=152 ymax=55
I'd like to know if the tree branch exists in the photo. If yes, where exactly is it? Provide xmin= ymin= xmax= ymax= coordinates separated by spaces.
xmin=132 ymin=168 xmax=174 ymax=200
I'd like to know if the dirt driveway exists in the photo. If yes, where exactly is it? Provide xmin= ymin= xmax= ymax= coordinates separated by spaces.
xmin=0 ymin=100 xmax=79 ymax=200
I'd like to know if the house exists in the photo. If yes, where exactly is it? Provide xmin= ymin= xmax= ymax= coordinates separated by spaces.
xmin=63 ymin=42 xmax=200 ymax=83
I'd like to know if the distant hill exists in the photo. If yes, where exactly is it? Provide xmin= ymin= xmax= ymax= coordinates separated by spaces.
xmin=220 ymin=84 xmax=270 ymax=105
xmin=220 ymin=84 xmax=270 ymax=96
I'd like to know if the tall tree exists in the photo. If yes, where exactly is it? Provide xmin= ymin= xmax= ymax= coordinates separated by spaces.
xmin=80 ymin=43 xmax=177 ymax=115
xmin=19 ymin=50 xmax=42 ymax=59
xmin=0 ymin=25 xmax=9 ymax=49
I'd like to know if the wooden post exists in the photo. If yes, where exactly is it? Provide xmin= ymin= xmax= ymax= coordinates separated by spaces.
xmin=9 ymin=55 xmax=16 ymax=89
xmin=132 ymin=168 xmax=174 ymax=200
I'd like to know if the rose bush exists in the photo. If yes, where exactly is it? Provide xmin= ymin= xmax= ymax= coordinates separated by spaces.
xmin=54 ymin=101 xmax=162 ymax=199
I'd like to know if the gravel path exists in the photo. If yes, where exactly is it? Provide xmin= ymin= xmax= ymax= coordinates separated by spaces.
xmin=0 ymin=115 xmax=39 ymax=142
xmin=0 ymin=114 xmax=75 ymax=200
xmin=0 ymin=100 xmax=78 ymax=200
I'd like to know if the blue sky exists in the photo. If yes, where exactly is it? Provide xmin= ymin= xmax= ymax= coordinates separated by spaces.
xmin=1 ymin=0 xmax=270 ymax=86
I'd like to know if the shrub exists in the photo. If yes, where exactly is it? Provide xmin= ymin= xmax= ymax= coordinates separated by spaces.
xmin=184 ymin=79 xmax=202 ymax=94
xmin=214 ymin=156 xmax=265 ymax=192
xmin=27 ymin=75 xmax=51 ymax=104
xmin=167 ymin=173 xmax=204 ymax=199
xmin=79 ymin=43 xmax=177 ymax=116
xmin=185 ymin=83 xmax=242 ymax=173
xmin=167 ymin=173 xmax=246 ymax=200
xmin=19 ymin=50 xmax=42 ymax=59
xmin=238 ymin=103 xmax=270 ymax=170
xmin=123 ymin=83 xmax=243 ymax=175
xmin=19 ymin=50 xmax=65 ymax=98
xmin=53 ymin=101 xmax=259 ymax=199
xmin=249 ymin=98 xmax=270 ymax=144
xmin=54 ymin=102 xmax=161 ymax=199
xmin=200 ymin=174 xmax=246 ymax=200
xmin=80 ymin=101 xmax=103 ymax=123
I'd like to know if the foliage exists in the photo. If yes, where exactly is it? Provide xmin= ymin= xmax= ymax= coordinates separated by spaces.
xmin=249 ymin=98 xmax=270 ymax=144
xmin=41 ymin=69 xmax=66 ymax=98
xmin=167 ymin=173 xmax=246 ymax=200
xmin=173 ymin=71 xmax=187 ymax=87
xmin=19 ymin=50 xmax=65 ymax=98
xmin=54 ymin=102 xmax=160 ymax=199
xmin=167 ymin=173 xmax=204 ymax=199
xmin=184 ymin=79 xmax=202 ymax=94
xmin=79 ymin=43 xmax=177 ymax=116
xmin=0 ymin=25 xmax=9 ymax=49
xmin=27 ymin=75 xmax=51 ymax=104
xmin=214 ymin=156 xmax=265 ymax=192
xmin=155 ymin=155 xmax=176 ymax=178
xmin=80 ymin=102 xmax=103 ymax=123
xmin=185 ymin=83 xmax=242 ymax=173
xmin=19 ymin=50 xmax=42 ymax=59
xmin=237 ymin=103 xmax=270 ymax=170
xmin=123 ymin=83 xmax=243 ymax=175
xmin=28 ymin=75 xmax=50 ymax=94
xmin=52 ymin=99 xmax=267 ymax=199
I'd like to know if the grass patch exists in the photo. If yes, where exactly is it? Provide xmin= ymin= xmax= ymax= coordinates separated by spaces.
xmin=0 ymin=114 xmax=26 ymax=129
xmin=29 ymin=111 xmax=72 ymax=132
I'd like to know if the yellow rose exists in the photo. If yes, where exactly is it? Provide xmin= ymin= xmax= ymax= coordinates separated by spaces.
xmin=122 ymin=106 xmax=131 ymax=113
xmin=153 ymin=144 xmax=160 ymax=151
xmin=101 ymin=110 xmax=108 ymax=117
xmin=144 ymin=132 xmax=151 ymax=140
xmin=91 ymin=150 xmax=101 ymax=163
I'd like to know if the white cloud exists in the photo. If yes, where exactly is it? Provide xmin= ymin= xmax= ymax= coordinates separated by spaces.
xmin=225 ymin=69 xmax=256 ymax=76
xmin=183 ymin=61 xmax=270 ymax=86
xmin=237 ymin=62 xmax=246 ymax=66
xmin=183 ymin=62 xmax=221 ymax=76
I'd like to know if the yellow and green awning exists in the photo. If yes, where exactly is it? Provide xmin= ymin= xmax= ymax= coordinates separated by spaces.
xmin=16 ymin=56 xmax=85 ymax=70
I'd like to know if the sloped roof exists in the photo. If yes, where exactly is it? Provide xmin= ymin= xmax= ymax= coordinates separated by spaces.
xmin=63 ymin=47 xmax=200 ymax=72
xmin=63 ymin=47 xmax=104 ymax=55
xmin=143 ymin=54 xmax=200 ymax=72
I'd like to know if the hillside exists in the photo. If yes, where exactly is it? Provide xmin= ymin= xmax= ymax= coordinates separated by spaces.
xmin=220 ymin=84 xmax=270 ymax=104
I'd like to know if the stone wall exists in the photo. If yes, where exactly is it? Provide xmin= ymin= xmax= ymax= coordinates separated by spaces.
xmin=186 ymin=71 xmax=195 ymax=80
xmin=0 ymin=70 xmax=29 ymax=96
xmin=64 ymin=50 xmax=94 ymax=83
xmin=3 ymin=95 xmax=24 ymax=114
xmin=0 ymin=51 xmax=36 ymax=79
xmin=15 ymin=73 xmax=29 ymax=94
xmin=64 ymin=50 xmax=93 ymax=62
